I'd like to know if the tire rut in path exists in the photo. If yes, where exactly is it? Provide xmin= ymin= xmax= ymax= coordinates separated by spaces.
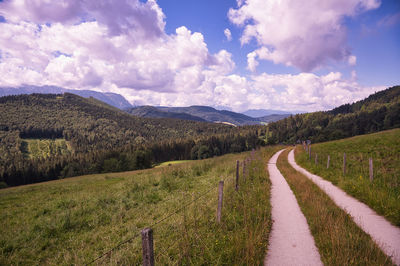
xmin=264 ymin=149 xmax=322 ymax=266
xmin=288 ymin=149 xmax=400 ymax=265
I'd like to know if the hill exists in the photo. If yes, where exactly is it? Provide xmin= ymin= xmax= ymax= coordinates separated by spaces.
xmin=128 ymin=106 xmax=207 ymax=122
xmin=265 ymin=85 xmax=400 ymax=144
xmin=127 ymin=105 xmax=290 ymax=125
xmin=0 ymin=85 xmax=133 ymax=109
xmin=242 ymin=109 xmax=292 ymax=117
xmin=257 ymin=114 xmax=292 ymax=123
xmin=0 ymin=147 xmax=279 ymax=265
xmin=0 ymin=93 xmax=263 ymax=187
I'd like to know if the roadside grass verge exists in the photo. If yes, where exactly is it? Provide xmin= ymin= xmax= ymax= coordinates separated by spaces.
xmin=0 ymin=146 xmax=281 ymax=265
xmin=277 ymin=148 xmax=393 ymax=265
xmin=296 ymin=128 xmax=400 ymax=226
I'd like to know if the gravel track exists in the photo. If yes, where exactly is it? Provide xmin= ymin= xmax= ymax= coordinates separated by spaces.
xmin=264 ymin=149 xmax=323 ymax=266
xmin=288 ymin=149 xmax=400 ymax=265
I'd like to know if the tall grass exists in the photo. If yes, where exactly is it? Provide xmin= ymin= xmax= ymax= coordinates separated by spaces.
xmin=277 ymin=149 xmax=393 ymax=265
xmin=0 ymin=146 xmax=281 ymax=265
xmin=296 ymin=128 xmax=400 ymax=226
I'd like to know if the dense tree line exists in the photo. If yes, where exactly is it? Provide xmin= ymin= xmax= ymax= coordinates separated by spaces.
xmin=0 ymin=94 xmax=265 ymax=187
xmin=265 ymin=86 xmax=400 ymax=144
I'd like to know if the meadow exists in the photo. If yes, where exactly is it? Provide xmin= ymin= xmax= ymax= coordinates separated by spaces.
xmin=0 ymin=146 xmax=282 ymax=265
xmin=295 ymin=128 xmax=400 ymax=226
xmin=21 ymin=138 xmax=72 ymax=159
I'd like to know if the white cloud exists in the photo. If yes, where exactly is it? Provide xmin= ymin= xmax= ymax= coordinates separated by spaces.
xmin=0 ymin=0 xmax=387 ymax=114
xmin=122 ymin=70 xmax=385 ymax=113
xmin=0 ymin=0 xmax=234 ymax=94
xmin=247 ymin=51 xmax=258 ymax=72
xmin=229 ymin=0 xmax=380 ymax=72
xmin=348 ymin=55 xmax=357 ymax=66
xmin=0 ymin=0 xmax=166 ymax=40
xmin=224 ymin=28 xmax=232 ymax=41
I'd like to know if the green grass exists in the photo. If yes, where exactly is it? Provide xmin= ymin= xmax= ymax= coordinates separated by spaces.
xmin=154 ymin=160 xmax=192 ymax=168
xmin=0 ymin=146 xmax=282 ymax=265
xmin=277 ymin=149 xmax=393 ymax=265
xmin=296 ymin=128 xmax=400 ymax=226
xmin=21 ymin=138 xmax=72 ymax=159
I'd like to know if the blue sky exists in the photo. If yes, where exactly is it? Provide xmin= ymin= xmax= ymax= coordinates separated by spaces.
xmin=159 ymin=0 xmax=400 ymax=85
xmin=0 ymin=0 xmax=399 ymax=112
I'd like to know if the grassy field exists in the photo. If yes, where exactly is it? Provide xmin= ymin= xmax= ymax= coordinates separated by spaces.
xmin=154 ymin=160 xmax=192 ymax=168
xmin=296 ymin=128 xmax=400 ymax=226
xmin=278 ymin=149 xmax=392 ymax=265
xmin=21 ymin=138 xmax=72 ymax=159
xmin=0 ymin=146 xmax=282 ymax=265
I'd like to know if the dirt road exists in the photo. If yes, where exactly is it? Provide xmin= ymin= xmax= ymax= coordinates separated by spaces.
xmin=288 ymin=149 xmax=400 ymax=265
xmin=264 ymin=149 xmax=322 ymax=266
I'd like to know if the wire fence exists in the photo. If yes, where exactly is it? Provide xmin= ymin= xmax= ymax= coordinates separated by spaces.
xmin=85 ymin=152 xmax=258 ymax=265
xmin=300 ymin=143 xmax=387 ymax=182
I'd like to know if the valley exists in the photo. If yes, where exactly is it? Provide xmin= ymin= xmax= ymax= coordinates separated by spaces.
xmin=0 ymin=86 xmax=399 ymax=265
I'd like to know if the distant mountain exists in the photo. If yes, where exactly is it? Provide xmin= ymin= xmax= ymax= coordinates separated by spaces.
xmin=242 ymin=109 xmax=292 ymax=118
xmin=127 ymin=105 xmax=289 ymax=125
xmin=0 ymin=85 xmax=133 ymax=109
xmin=129 ymin=106 xmax=207 ymax=122
xmin=258 ymin=114 xmax=291 ymax=123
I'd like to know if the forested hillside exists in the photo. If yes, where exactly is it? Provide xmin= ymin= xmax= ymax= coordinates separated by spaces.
xmin=127 ymin=105 xmax=290 ymax=125
xmin=0 ymin=85 xmax=133 ymax=109
xmin=128 ymin=106 xmax=207 ymax=122
xmin=0 ymin=93 xmax=264 ymax=187
xmin=265 ymin=86 xmax=400 ymax=144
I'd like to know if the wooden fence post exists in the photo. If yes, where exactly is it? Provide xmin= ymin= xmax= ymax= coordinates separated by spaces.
xmin=235 ymin=160 xmax=239 ymax=191
xmin=141 ymin=228 xmax=154 ymax=266
xmin=315 ymin=153 xmax=318 ymax=164
xmin=243 ymin=160 xmax=246 ymax=181
xmin=343 ymin=153 xmax=346 ymax=175
xmin=369 ymin=158 xmax=373 ymax=182
xmin=327 ymin=155 xmax=330 ymax=169
xmin=217 ymin=181 xmax=224 ymax=223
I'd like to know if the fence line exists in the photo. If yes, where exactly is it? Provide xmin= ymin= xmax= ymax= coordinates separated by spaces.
xmin=86 ymin=153 xmax=258 ymax=265
xmin=85 ymin=176 xmax=226 ymax=265
xmin=305 ymin=149 xmax=377 ymax=182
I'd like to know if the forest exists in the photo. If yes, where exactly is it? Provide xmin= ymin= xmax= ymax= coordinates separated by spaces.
xmin=265 ymin=86 xmax=400 ymax=144
xmin=1 ymin=85 xmax=399 ymax=187
xmin=0 ymin=93 xmax=264 ymax=187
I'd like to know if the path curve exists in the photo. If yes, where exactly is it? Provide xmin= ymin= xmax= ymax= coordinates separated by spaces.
xmin=288 ymin=149 xmax=400 ymax=265
xmin=265 ymin=149 xmax=322 ymax=266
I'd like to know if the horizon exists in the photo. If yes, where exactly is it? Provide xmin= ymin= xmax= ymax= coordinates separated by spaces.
xmin=0 ymin=0 xmax=399 ymax=112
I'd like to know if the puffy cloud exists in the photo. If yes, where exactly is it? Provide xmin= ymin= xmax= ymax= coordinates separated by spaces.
xmin=247 ymin=51 xmax=258 ymax=72
xmin=0 ymin=0 xmax=165 ymax=40
xmin=224 ymin=28 xmax=232 ymax=41
xmin=348 ymin=55 xmax=357 ymax=66
xmin=246 ymin=71 xmax=384 ymax=112
xmin=0 ymin=0 xmax=387 ymax=114
xmin=229 ymin=0 xmax=381 ymax=72
xmin=0 ymin=0 xmax=234 ymax=93
xmin=121 ymin=70 xmax=385 ymax=113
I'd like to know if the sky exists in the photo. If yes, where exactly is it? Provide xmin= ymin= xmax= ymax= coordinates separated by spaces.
xmin=0 ymin=0 xmax=399 ymax=112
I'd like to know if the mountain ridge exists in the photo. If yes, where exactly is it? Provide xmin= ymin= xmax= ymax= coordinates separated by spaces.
xmin=127 ymin=105 xmax=290 ymax=125
xmin=0 ymin=85 xmax=133 ymax=109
